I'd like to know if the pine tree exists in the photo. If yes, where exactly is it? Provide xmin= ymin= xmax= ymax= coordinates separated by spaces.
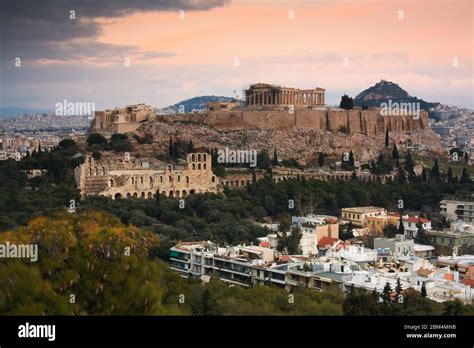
xmin=464 ymin=152 xmax=469 ymax=163
xmin=385 ymin=128 xmax=389 ymax=147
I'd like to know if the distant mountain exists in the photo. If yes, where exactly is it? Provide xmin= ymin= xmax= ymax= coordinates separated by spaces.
xmin=353 ymin=80 xmax=439 ymax=111
xmin=0 ymin=107 xmax=52 ymax=119
xmin=169 ymin=95 xmax=239 ymax=112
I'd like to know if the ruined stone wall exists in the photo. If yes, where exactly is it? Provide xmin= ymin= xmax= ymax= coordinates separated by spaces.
xmin=168 ymin=108 xmax=429 ymax=136
xmin=76 ymin=153 xmax=219 ymax=199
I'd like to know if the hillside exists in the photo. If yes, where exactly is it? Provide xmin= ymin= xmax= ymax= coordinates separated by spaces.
xmin=353 ymin=80 xmax=438 ymax=111
xmin=169 ymin=95 xmax=239 ymax=111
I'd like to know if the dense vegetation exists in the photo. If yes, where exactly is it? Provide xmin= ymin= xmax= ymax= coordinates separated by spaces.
xmin=1 ymin=140 xmax=473 ymax=315
xmin=2 ymin=212 xmax=472 ymax=316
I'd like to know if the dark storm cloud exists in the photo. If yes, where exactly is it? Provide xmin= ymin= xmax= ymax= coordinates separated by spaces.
xmin=0 ymin=0 xmax=229 ymax=60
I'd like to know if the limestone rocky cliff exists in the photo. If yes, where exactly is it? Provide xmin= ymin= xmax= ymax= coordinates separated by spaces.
xmin=132 ymin=109 xmax=442 ymax=164
xmin=164 ymin=107 xmax=430 ymax=137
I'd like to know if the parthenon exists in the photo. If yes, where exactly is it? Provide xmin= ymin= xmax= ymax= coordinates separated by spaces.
xmin=244 ymin=83 xmax=325 ymax=107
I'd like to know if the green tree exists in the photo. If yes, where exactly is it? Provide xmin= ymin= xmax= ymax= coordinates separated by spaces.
xmin=87 ymin=133 xmax=107 ymax=147
xmin=382 ymin=282 xmax=393 ymax=304
xmin=272 ymin=149 xmax=279 ymax=166
xmin=392 ymin=143 xmax=399 ymax=161
xmin=318 ymin=153 xmax=325 ymax=167
xmin=460 ymin=167 xmax=471 ymax=184
xmin=430 ymin=159 xmax=440 ymax=181
xmin=339 ymin=94 xmax=353 ymax=110
xmin=421 ymin=282 xmax=427 ymax=297
xmin=414 ymin=220 xmax=432 ymax=245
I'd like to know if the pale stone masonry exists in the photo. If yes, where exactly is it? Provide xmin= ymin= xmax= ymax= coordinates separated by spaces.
xmin=75 ymin=152 xmax=218 ymax=199
xmin=90 ymin=103 xmax=155 ymax=135
xmin=244 ymin=83 xmax=325 ymax=107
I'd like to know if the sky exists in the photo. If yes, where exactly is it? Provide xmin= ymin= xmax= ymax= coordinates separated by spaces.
xmin=0 ymin=0 xmax=473 ymax=110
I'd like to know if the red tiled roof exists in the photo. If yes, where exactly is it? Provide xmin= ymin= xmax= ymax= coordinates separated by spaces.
xmin=403 ymin=217 xmax=431 ymax=223
xmin=317 ymin=237 xmax=340 ymax=248
xmin=260 ymin=241 xmax=270 ymax=248
xmin=461 ymin=278 xmax=474 ymax=287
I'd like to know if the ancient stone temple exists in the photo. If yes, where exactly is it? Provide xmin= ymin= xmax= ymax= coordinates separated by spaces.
xmin=244 ymin=83 xmax=325 ymax=107
xmin=90 ymin=103 xmax=155 ymax=135
xmin=75 ymin=152 xmax=218 ymax=199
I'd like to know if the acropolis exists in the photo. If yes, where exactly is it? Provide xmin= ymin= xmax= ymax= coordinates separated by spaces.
xmin=244 ymin=83 xmax=325 ymax=107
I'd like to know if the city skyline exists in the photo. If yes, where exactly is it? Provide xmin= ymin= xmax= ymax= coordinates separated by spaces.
xmin=1 ymin=0 xmax=473 ymax=110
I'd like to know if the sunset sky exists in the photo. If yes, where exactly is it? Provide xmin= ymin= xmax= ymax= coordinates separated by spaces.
xmin=1 ymin=0 xmax=473 ymax=110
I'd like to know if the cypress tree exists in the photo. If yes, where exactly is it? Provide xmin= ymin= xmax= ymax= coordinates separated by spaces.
xmin=318 ymin=153 xmax=325 ymax=167
xmin=272 ymin=149 xmax=279 ymax=166
xmin=431 ymin=159 xmax=440 ymax=181
xmin=447 ymin=166 xmax=454 ymax=184
xmin=392 ymin=143 xmax=399 ymax=161
xmin=460 ymin=167 xmax=471 ymax=184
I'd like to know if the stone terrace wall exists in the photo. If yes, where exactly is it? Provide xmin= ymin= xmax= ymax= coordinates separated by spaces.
xmin=167 ymin=108 xmax=429 ymax=136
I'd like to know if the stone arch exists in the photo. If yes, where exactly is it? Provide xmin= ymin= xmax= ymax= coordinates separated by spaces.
xmin=126 ymin=193 xmax=131 ymax=198
xmin=169 ymin=176 xmax=172 ymax=182
xmin=246 ymin=180 xmax=250 ymax=185
xmin=240 ymin=180 xmax=245 ymax=186
xmin=186 ymin=176 xmax=189 ymax=184
xmin=192 ymin=154 xmax=196 ymax=162
xmin=177 ymin=175 xmax=181 ymax=182
xmin=182 ymin=190 xmax=187 ymax=197
xmin=114 ymin=193 xmax=122 ymax=199
xmin=212 ymin=176 xmax=215 ymax=183
xmin=141 ymin=192 xmax=145 ymax=198
xmin=133 ymin=192 xmax=138 ymax=198
xmin=190 ymin=189 xmax=196 ymax=194
xmin=131 ymin=177 xmax=135 ymax=185
xmin=140 ymin=177 xmax=144 ymax=184
xmin=192 ymin=163 xmax=196 ymax=170
xmin=198 ymin=163 xmax=201 ymax=170
xmin=203 ymin=154 xmax=207 ymax=161
xmin=175 ymin=190 xmax=180 ymax=197
xmin=169 ymin=190 xmax=174 ymax=197
xmin=147 ymin=192 xmax=152 ymax=198
xmin=198 ymin=154 xmax=202 ymax=161
xmin=109 ymin=179 xmax=114 ymax=187
xmin=160 ymin=176 xmax=163 ymax=183
xmin=204 ymin=163 xmax=207 ymax=170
